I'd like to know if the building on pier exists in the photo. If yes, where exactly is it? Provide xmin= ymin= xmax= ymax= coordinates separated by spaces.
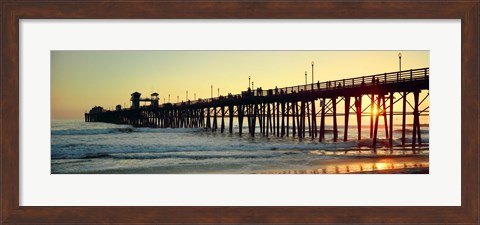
xmin=89 ymin=106 xmax=105 ymax=114
xmin=151 ymin=92 xmax=159 ymax=108
xmin=131 ymin=92 xmax=141 ymax=109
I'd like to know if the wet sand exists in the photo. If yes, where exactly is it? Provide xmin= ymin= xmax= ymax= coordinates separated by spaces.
xmin=258 ymin=154 xmax=429 ymax=174
xmin=352 ymin=167 xmax=428 ymax=174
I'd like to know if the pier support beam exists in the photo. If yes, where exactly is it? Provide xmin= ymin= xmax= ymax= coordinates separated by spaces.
xmin=307 ymin=102 xmax=311 ymax=138
xmin=370 ymin=94 xmax=374 ymax=139
xmin=221 ymin=106 xmax=225 ymax=133
xmin=296 ymin=102 xmax=300 ymax=138
xmin=300 ymin=101 xmax=306 ymax=138
xmin=238 ymin=105 xmax=244 ymax=135
xmin=311 ymin=100 xmax=317 ymax=138
xmin=247 ymin=105 xmax=251 ymax=134
xmin=258 ymin=104 xmax=262 ymax=135
xmin=228 ymin=105 xmax=234 ymax=134
xmin=281 ymin=102 xmax=286 ymax=137
xmin=200 ymin=108 xmax=205 ymax=128
xmin=332 ymin=97 xmax=338 ymax=142
xmin=263 ymin=103 xmax=267 ymax=135
xmin=276 ymin=102 xmax=280 ymax=137
xmin=272 ymin=103 xmax=276 ymax=136
xmin=252 ymin=104 xmax=258 ymax=137
xmin=417 ymin=108 xmax=422 ymax=147
xmin=344 ymin=96 xmax=350 ymax=142
xmin=372 ymin=95 xmax=381 ymax=153
xmin=402 ymin=92 xmax=407 ymax=147
xmin=319 ymin=99 xmax=325 ymax=142
xmin=412 ymin=91 xmax=420 ymax=153
xmin=355 ymin=96 xmax=362 ymax=141
xmin=206 ymin=107 xmax=211 ymax=130
xmin=382 ymin=95 xmax=388 ymax=139
xmin=213 ymin=107 xmax=217 ymax=132
xmin=292 ymin=102 xmax=296 ymax=137
xmin=389 ymin=92 xmax=394 ymax=149
xmin=267 ymin=103 xmax=271 ymax=137
xmin=286 ymin=103 xmax=290 ymax=137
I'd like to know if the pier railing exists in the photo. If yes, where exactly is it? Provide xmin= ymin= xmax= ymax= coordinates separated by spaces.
xmin=166 ymin=67 xmax=429 ymax=107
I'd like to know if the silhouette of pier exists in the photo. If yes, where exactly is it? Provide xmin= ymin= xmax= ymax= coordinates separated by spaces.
xmin=85 ymin=67 xmax=429 ymax=151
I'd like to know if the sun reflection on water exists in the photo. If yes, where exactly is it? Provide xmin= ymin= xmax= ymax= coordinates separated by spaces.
xmin=265 ymin=161 xmax=429 ymax=174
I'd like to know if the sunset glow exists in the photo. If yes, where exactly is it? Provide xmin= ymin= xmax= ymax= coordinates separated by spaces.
xmin=51 ymin=51 xmax=429 ymax=119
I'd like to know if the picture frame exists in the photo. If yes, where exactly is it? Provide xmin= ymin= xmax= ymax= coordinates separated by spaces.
xmin=1 ymin=1 xmax=478 ymax=224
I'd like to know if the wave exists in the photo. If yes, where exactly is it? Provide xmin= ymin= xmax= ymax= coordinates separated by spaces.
xmin=51 ymin=127 xmax=205 ymax=136
xmin=51 ymin=142 xmax=330 ymax=156
xmin=394 ymin=124 xmax=429 ymax=127
xmin=393 ymin=128 xmax=429 ymax=134
xmin=52 ymin=136 xmax=429 ymax=161
xmin=52 ymin=152 xmax=278 ymax=161
xmin=135 ymin=127 xmax=204 ymax=133
xmin=52 ymin=127 xmax=134 ymax=135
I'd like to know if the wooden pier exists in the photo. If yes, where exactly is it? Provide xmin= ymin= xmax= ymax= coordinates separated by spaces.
xmin=85 ymin=68 xmax=429 ymax=151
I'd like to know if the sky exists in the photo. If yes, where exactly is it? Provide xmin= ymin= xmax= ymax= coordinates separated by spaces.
xmin=51 ymin=51 xmax=429 ymax=119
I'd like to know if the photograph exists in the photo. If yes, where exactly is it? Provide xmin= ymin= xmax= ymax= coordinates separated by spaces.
xmin=51 ymin=50 xmax=429 ymax=174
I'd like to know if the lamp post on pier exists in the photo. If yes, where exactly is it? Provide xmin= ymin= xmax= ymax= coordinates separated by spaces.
xmin=218 ymin=88 xmax=220 ymax=97
xmin=168 ymin=94 xmax=170 ymax=103
xmin=249 ymin=76 xmax=251 ymax=89
xmin=211 ymin=85 xmax=213 ymax=98
xmin=305 ymin=71 xmax=307 ymax=85
xmin=311 ymin=61 xmax=314 ymax=83
xmin=186 ymin=90 xmax=188 ymax=101
xmin=252 ymin=82 xmax=254 ymax=90
xmin=398 ymin=52 xmax=402 ymax=71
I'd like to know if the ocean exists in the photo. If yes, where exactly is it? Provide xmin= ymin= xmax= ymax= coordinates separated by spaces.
xmin=51 ymin=120 xmax=429 ymax=174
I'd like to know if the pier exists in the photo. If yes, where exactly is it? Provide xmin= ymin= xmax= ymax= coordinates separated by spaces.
xmin=85 ymin=67 xmax=429 ymax=151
